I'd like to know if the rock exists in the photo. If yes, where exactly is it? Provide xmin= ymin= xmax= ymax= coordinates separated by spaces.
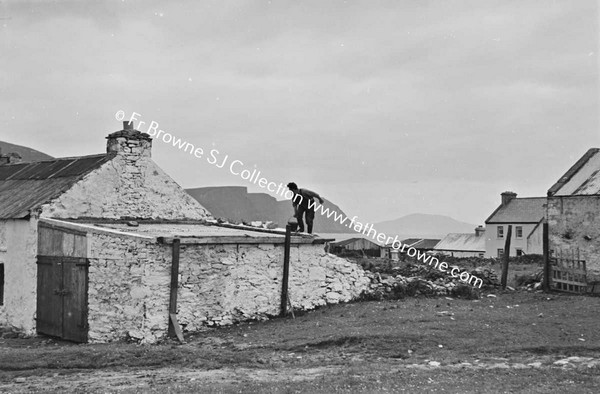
xmin=428 ymin=361 xmax=441 ymax=367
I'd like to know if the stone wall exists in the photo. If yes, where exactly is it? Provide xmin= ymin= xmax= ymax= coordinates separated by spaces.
xmin=87 ymin=232 xmax=169 ymax=343
xmin=87 ymin=231 xmax=370 ymax=343
xmin=547 ymin=195 xmax=600 ymax=280
xmin=0 ymin=218 xmax=38 ymax=333
xmin=40 ymin=155 xmax=211 ymax=221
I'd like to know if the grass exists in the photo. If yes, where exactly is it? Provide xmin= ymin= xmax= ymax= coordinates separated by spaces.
xmin=1 ymin=274 xmax=599 ymax=392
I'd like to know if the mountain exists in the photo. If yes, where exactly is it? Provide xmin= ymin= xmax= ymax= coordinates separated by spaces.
xmin=0 ymin=141 xmax=54 ymax=162
xmin=186 ymin=186 xmax=354 ymax=233
xmin=374 ymin=213 xmax=479 ymax=239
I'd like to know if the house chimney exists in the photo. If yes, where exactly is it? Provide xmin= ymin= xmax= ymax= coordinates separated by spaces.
xmin=106 ymin=121 xmax=152 ymax=158
xmin=501 ymin=191 xmax=517 ymax=206
xmin=475 ymin=225 xmax=485 ymax=237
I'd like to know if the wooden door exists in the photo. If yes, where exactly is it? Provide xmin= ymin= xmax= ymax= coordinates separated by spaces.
xmin=36 ymin=258 xmax=63 ymax=338
xmin=37 ymin=223 xmax=88 ymax=342
xmin=61 ymin=258 xmax=88 ymax=342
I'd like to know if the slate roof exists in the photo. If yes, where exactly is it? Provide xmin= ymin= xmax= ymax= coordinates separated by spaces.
xmin=433 ymin=233 xmax=485 ymax=252
xmin=485 ymin=197 xmax=546 ymax=224
xmin=548 ymin=148 xmax=600 ymax=196
xmin=0 ymin=154 xmax=111 ymax=219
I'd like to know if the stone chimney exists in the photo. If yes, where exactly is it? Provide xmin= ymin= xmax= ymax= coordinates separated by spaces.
xmin=501 ymin=191 xmax=517 ymax=206
xmin=0 ymin=148 xmax=23 ymax=165
xmin=106 ymin=121 xmax=152 ymax=159
xmin=475 ymin=225 xmax=485 ymax=237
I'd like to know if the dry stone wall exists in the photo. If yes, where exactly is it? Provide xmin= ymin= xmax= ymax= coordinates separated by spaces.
xmin=87 ymin=231 xmax=370 ymax=343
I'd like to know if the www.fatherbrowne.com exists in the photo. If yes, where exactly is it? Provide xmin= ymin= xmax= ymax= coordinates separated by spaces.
xmin=294 ymin=195 xmax=483 ymax=289
xmin=116 ymin=110 xmax=483 ymax=289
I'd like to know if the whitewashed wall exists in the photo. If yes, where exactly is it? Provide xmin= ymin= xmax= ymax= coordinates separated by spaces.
xmin=0 ymin=218 xmax=38 ymax=334
xmin=40 ymin=155 xmax=210 ymax=220
xmin=86 ymin=231 xmax=370 ymax=343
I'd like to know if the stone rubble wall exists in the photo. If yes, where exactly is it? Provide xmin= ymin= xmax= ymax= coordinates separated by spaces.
xmin=87 ymin=231 xmax=370 ymax=343
xmin=40 ymin=153 xmax=211 ymax=220
xmin=87 ymin=232 xmax=170 ymax=343
xmin=547 ymin=195 xmax=600 ymax=281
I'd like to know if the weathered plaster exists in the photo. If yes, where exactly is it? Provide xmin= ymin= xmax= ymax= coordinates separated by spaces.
xmin=0 ymin=218 xmax=38 ymax=333
xmin=547 ymin=196 xmax=600 ymax=280
xmin=40 ymin=154 xmax=211 ymax=220
xmin=86 ymin=230 xmax=370 ymax=343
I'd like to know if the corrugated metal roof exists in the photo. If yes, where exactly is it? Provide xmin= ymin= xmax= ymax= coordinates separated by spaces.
xmin=330 ymin=237 xmax=381 ymax=248
xmin=485 ymin=198 xmax=545 ymax=224
xmin=434 ymin=233 xmax=485 ymax=252
xmin=401 ymin=238 xmax=423 ymax=247
xmin=0 ymin=154 xmax=111 ymax=219
xmin=548 ymin=148 xmax=600 ymax=196
xmin=411 ymin=239 xmax=441 ymax=250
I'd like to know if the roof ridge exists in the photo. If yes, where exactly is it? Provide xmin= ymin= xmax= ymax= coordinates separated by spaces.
xmin=547 ymin=148 xmax=600 ymax=196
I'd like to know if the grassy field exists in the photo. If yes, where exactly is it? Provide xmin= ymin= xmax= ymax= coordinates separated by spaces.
xmin=1 ymin=287 xmax=599 ymax=393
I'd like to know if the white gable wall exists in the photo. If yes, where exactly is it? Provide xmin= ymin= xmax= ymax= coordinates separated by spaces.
xmin=40 ymin=154 xmax=211 ymax=220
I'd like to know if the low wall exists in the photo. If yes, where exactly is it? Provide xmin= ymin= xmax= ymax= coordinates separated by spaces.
xmin=87 ymin=232 xmax=370 ymax=343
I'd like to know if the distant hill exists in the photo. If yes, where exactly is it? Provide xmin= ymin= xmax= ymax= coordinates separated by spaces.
xmin=374 ymin=213 xmax=479 ymax=239
xmin=186 ymin=186 xmax=354 ymax=233
xmin=0 ymin=141 xmax=54 ymax=162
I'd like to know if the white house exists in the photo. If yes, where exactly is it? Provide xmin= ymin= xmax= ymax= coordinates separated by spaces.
xmin=484 ymin=192 xmax=545 ymax=258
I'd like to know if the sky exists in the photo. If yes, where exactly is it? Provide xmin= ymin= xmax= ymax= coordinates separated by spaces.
xmin=1 ymin=0 xmax=598 ymax=225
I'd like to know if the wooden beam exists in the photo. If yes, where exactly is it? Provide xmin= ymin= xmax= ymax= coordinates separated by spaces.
xmin=157 ymin=236 xmax=314 ymax=245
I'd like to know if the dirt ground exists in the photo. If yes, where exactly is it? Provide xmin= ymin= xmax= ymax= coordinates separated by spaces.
xmin=1 ymin=287 xmax=599 ymax=393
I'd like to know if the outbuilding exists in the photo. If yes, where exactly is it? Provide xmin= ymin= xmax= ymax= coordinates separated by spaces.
xmin=0 ymin=122 xmax=370 ymax=342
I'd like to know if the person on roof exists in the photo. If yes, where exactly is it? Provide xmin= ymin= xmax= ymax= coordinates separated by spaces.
xmin=287 ymin=182 xmax=324 ymax=234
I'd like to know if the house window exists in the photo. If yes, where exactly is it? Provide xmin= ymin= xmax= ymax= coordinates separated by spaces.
xmin=497 ymin=226 xmax=504 ymax=238
xmin=0 ymin=263 xmax=4 ymax=305
xmin=497 ymin=249 xmax=504 ymax=258
xmin=515 ymin=226 xmax=523 ymax=239
xmin=516 ymin=248 xmax=523 ymax=257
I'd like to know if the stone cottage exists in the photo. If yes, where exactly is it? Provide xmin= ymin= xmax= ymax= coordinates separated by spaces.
xmin=0 ymin=122 xmax=370 ymax=343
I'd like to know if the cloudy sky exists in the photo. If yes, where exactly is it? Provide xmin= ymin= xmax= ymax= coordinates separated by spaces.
xmin=1 ymin=0 xmax=598 ymax=225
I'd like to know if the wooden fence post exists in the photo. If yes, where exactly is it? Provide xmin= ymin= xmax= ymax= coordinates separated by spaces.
xmin=501 ymin=225 xmax=512 ymax=290
xmin=542 ymin=222 xmax=551 ymax=292
xmin=280 ymin=223 xmax=292 ymax=317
